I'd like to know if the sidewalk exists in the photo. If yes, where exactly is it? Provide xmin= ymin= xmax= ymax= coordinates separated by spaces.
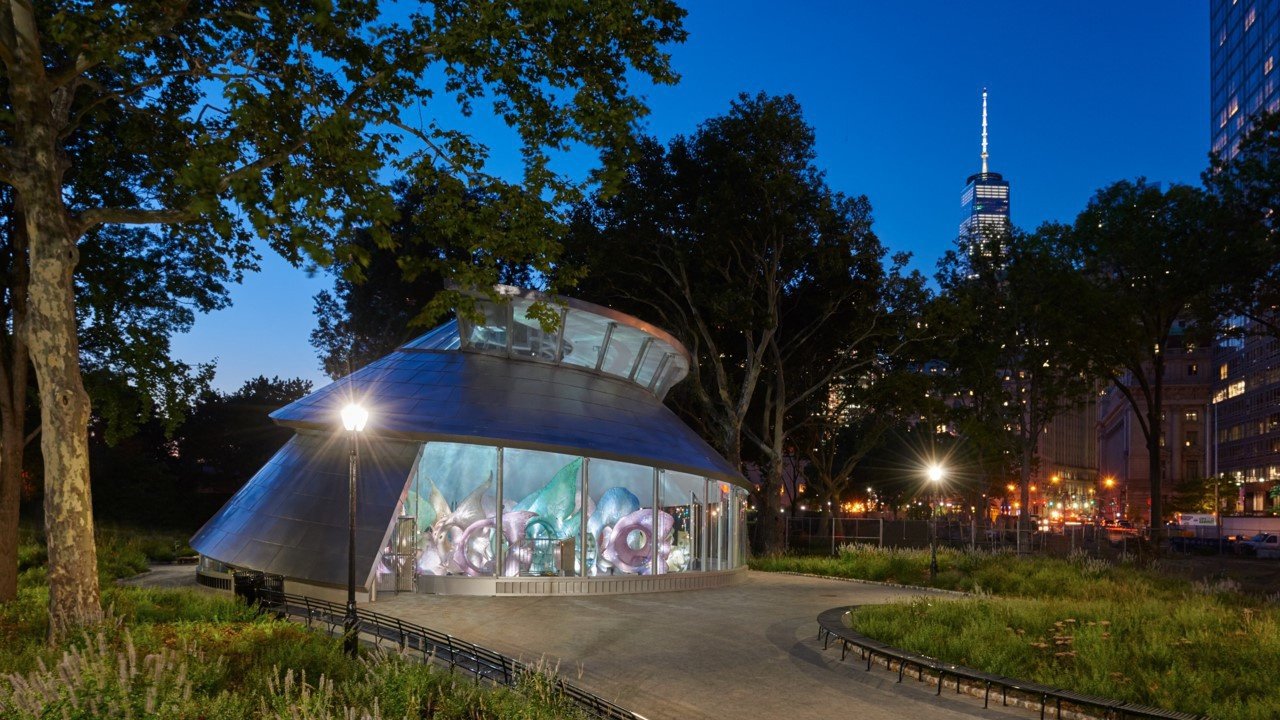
xmin=375 ymin=571 xmax=1036 ymax=720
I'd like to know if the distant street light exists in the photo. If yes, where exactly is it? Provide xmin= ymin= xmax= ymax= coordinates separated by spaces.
xmin=926 ymin=464 xmax=946 ymax=583
xmin=341 ymin=403 xmax=369 ymax=658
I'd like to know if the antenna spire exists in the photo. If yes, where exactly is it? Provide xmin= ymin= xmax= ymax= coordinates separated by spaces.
xmin=980 ymin=88 xmax=989 ymax=174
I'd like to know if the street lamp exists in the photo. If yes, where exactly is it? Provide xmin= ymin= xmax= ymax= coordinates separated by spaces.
xmin=341 ymin=403 xmax=369 ymax=658
xmin=927 ymin=464 xmax=945 ymax=582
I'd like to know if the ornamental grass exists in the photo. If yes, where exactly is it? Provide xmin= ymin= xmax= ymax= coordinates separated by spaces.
xmin=752 ymin=546 xmax=1280 ymax=720
xmin=1 ymin=526 xmax=590 ymax=719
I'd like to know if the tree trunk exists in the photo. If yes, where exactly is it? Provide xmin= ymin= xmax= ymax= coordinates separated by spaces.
xmin=1018 ymin=439 xmax=1033 ymax=551
xmin=27 ymin=216 xmax=99 ymax=635
xmin=0 ymin=196 xmax=31 ymax=603
xmin=0 ymin=412 xmax=23 ymax=602
xmin=758 ymin=453 xmax=785 ymax=553
xmin=1147 ymin=357 xmax=1165 ymax=549
xmin=22 ymin=182 xmax=100 ymax=635
xmin=7 ymin=0 xmax=102 ymax=633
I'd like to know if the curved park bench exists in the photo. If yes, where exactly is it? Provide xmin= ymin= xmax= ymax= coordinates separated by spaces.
xmin=816 ymin=607 xmax=1206 ymax=720
xmin=257 ymin=589 xmax=642 ymax=720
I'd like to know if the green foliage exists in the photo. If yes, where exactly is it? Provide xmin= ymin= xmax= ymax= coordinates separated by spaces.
xmin=931 ymin=226 xmax=1092 ymax=500
xmin=563 ymin=93 xmax=928 ymax=553
xmin=2 ymin=526 xmax=590 ymax=718
xmin=755 ymin=547 xmax=1280 ymax=719
xmin=174 ymin=376 xmax=311 ymax=499
xmin=1206 ymin=111 xmax=1280 ymax=340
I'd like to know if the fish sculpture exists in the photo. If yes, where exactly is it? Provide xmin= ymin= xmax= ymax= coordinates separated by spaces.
xmin=603 ymin=507 xmax=675 ymax=574
xmin=454 ymin=510 xmax=536 ymax=577
xmin=416 ymin=474 xmax=492 ymax=575
xmin=587 ymin=487 xmax=640 ymax=575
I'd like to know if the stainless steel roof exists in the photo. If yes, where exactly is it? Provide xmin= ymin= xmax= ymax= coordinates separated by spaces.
xmin=270 ymin=348 xmax=746 ymax=486
xmin=190 ymin=433 xmax=421 ymax=589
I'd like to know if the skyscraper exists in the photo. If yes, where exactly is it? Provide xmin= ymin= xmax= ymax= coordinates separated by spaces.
xmin=959 ymin=89 xmax=1010 ymax=258
xmin=1209 ymin=0 xmax=1280 ymax=510
xmin=1210 ymin=0 xmax=1280 ymax=161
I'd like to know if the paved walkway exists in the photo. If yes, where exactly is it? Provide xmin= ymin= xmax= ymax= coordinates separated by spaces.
xmin=375 ymin=571 xmax=1035 ymax=720
xmin=124 ymin=566 xmax=1039 ymax=719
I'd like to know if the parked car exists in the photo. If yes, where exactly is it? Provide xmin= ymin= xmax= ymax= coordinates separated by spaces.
xmin=1237 ymin=532 xmax=1280 ymax=557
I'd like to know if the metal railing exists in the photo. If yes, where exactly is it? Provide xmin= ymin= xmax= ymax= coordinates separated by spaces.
xmin=817 ymin=607 xmax=1206 ymax=720
xmin=257 ymin=589 xmax=642 ymax=720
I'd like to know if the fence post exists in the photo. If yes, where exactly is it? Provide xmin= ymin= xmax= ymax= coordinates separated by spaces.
xmin=831 ymin=514 xmax=837 ymax=556
xmin=879 ymin=518 xmax=884 ymax=547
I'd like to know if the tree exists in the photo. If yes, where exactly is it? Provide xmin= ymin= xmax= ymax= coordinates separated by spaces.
xmin=795 ymin=363 xmax=927 ymax=534
xmin=0 ymin=183 xmax=221 ymax=603
xmin=1059 ymin=180 xmax=1242 ymax=546
xmin=935 ymin=226 xmax=1091 ymax=543
xmin=176 ymin=376 xmax=312 ymax=498
xmin=310 ymin=181 xmax=544 ymax=378
xmin=564 ymin=93 xmax=924 ymax=552
xmin=0 ymin=0 xmax=685 ymax=634
xmin=1206 ymin=111 xmax=1280 ymax=340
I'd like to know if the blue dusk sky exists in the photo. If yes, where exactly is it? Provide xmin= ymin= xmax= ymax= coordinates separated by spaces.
xmin=170 ymin=1 xmax=1210 ymax=393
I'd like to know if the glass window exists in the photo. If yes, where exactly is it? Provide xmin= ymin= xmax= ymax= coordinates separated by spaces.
xmin=509 ymin=300 xmax=562 ymax=362
xmin=403 ymin=320 xmax=462 ymax=351
xmin=461 ymin=299 xmax=509 ymax=354
xmin=705 ymin=481 xmax=730 ymax=571
xmin=585 ymin=459 xmax=660 ymax=576
xmin=409 ymin=442 xmax=498 ymax=577
xmin=660 ymin=471 xmax=704 ymax=573
xmin=502 ymin=449 xmax=584 ymax=577
xmin=559 ymin=309 xmax=613 ymax=371
xmin=599 ymin=324 xmax=649 ymax=379
xmin=635 ymin=348 xmax=675 ymax=390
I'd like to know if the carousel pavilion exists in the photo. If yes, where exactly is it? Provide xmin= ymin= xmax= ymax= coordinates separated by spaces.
xmin=192 ymin=287 xmax=750 ymax=599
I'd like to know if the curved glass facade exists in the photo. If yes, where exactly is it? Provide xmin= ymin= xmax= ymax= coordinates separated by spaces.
xmin=383 ymin=441 xmax=746 ymax=583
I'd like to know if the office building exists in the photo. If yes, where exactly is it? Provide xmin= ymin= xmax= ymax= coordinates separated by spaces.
xmin=959 ymin=89 xmax=1011 ymax=259
xmin=1210 ymin=0 xmax=1280 ymax=512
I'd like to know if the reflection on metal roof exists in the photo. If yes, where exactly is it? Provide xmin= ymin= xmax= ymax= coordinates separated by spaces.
xmin=271 ymin=349 xmax=744 ymax=486
xmin=190 ymin=433 xmax=421 ymax=589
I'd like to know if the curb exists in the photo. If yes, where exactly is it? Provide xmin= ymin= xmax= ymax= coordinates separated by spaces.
xmin=762 ymin=570 xmax=971 ymax=597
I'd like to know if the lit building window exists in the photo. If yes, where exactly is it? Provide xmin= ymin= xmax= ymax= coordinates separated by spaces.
xmin=1230 ymin=95 xmax=1240 ymax=117
xmin=1185 ymin=411 xmax=1199 ymax=423
xmin=1246 ymin=7 xmax=1256 ymax=30
xmin=1228 ymin=380 xmax=1246 ymax=398
xmin=1220 ymin=363 xmax=1229 ymax=380
xmin=1267 ymin=56 xmax=1275 ymax=74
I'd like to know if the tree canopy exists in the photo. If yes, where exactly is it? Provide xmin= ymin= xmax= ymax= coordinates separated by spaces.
xmin=564 ymin=93 xmax=926 ymax=551
xmin=0 ymin=0 xmax=687 ymax=633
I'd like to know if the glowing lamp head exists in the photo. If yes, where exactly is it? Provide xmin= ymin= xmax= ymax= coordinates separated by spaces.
xmin=341 ymin=403 xmax=369 ymax=432
xmin=927 ymin=464 xmax=945 ymax=484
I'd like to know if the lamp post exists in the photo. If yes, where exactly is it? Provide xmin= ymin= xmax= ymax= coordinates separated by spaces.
xmin=927 ymin=464 xmax=945 ymax=582
xmin=341 ymin=403 xmax=369 ymax=658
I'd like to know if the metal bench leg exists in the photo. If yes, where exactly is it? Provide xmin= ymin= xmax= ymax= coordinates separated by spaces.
xmin=983 ymin=681 xmax=991 ymax=709
xmin=865 ymin=650 xmax=872 ymax=672
xmin=936 ymin=670 xmax=944 ymax=696
xmin=898 ymin=660 xmax=906 ymax=683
